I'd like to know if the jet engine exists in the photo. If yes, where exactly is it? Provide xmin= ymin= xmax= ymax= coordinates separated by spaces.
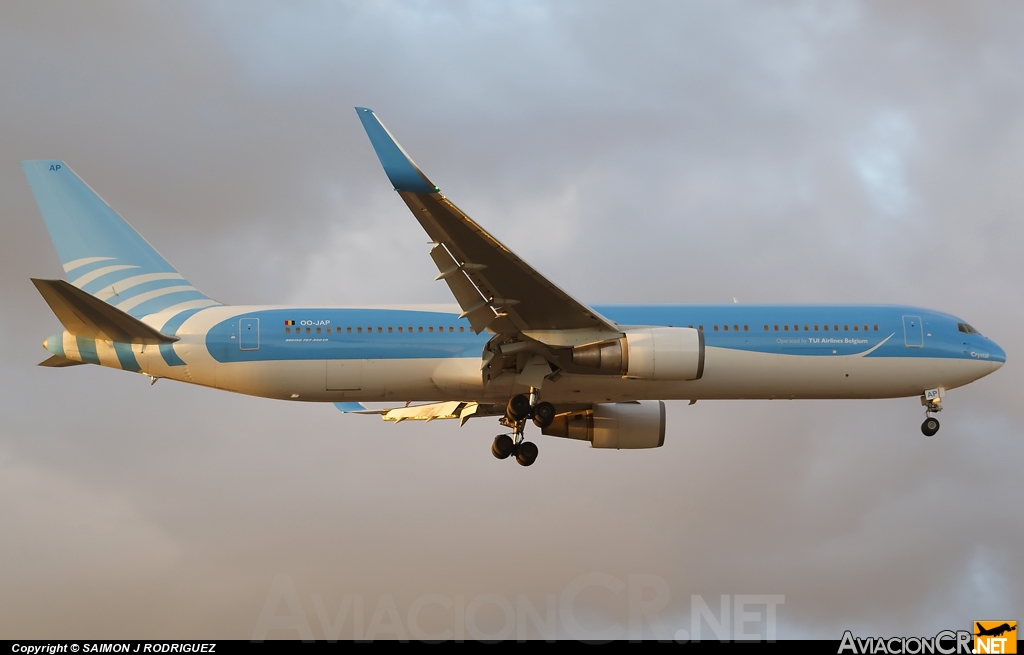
xmin=541 ymin=401 xmax=666 ymax=449
xmin=571 ymin=327 xmax=704 ymax=380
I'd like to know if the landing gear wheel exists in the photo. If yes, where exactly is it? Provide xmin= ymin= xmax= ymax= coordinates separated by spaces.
xmin=515 ymin=441 xmax=539 ymax=467
xmin=492 ymin=434 xmax=514 ymax=459
xmin=507 ymin=394 xmax=532 ymax=421
xmin=532 ymin=402 xmax=556 ymax=429
xmin=921 ymin=417 xmax=940 ymax=437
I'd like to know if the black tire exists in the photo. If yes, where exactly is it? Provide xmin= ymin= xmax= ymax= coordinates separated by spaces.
xmin=492 ymin=434 xmax=514 ymax=459
xmin=532 ymin=402 xmax=556 ymax=429
xmin=507 ymin=394 xmax=532 ymax=421
xmin=921 ymin=417 xmax=940 ymax=437
xmin=516 ymin=441 xmax=539 ymax=467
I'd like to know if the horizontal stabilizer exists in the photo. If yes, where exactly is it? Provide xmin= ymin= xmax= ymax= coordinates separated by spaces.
xmin=32 ymin=278 xmax=178 ymax=344
xmin=38 ymin=354 xmax=86 ymax=368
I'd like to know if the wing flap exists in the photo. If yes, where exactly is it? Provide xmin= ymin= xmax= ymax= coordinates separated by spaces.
xmin=428 ymin=243 xmax=500 ymax=333
xmin=344 ymin=401 xmax=503 ymax=424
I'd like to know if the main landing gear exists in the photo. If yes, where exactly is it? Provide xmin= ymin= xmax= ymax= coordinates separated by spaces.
xmin=492 ymin=390 xmax=554 ymax=467
xmin=920 ymin=388 xmax=943 ymax=437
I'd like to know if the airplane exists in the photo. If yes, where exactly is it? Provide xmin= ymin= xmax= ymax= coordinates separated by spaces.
xmin=975 ymin=622 xmax=1015 ymax=638
xmin=23 ymin=107 xmax=1006 ymax=467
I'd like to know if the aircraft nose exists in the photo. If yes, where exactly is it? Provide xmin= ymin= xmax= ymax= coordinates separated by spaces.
xmin=988 ymin=339 xmax=1006 ymax=371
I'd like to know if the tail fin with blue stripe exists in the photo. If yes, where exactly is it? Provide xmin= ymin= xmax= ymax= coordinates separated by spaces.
xmin=22 ymin=160 xmax=219 ymax=319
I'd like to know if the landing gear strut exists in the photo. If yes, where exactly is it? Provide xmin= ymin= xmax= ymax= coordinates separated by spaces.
xmin=920 ymin=388 xmax=943 ymax=437
xmin=491 ymin=390 xmax=550 ymax=466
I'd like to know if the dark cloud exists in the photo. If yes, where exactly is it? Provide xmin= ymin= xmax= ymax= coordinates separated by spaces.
xmin=1 ymin=0 xmax=1021 ymax=639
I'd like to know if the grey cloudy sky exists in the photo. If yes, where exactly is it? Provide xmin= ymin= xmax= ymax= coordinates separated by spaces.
xmin=1 ymin=0 xmax=1022 ymax=640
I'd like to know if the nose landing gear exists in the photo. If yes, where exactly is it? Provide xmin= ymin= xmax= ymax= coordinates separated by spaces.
xmin=492 ymin=391 xmax=550 ymax=466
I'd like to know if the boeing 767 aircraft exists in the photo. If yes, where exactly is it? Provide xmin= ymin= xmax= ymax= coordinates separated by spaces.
xmin=24 ymin=108 xmax=1005 ymax=466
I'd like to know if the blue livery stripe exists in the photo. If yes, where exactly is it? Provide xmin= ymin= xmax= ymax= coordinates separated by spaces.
xmin=93 ymin=276 xmax=190 ymax=302
xmin=93 ymin=272 xmax=185 ymax=300
xmin=75 ymin=336 xmax=100 ymax=365
xmin=112 ymin=342 xmax=141 ymax=372
xmin=159 ymin=307 xmax=208 ymax=366
xmin=115 ymin=286 xmax=199 ymax=312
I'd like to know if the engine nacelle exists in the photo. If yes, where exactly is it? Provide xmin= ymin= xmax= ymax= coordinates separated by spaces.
xmin=541 ymin=400 xmax=666 ymax=449
xmin=571 ymin=327 xmax=704 ymax=380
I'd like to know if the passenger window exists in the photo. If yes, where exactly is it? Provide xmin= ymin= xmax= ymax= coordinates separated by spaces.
xmin=439 ymin=326 xmax=444 ymax=332
xmin=843 ymin=325 xmax=849 ymax=331
xmin=418 ymin=327 xmax=423 ymax=332
xmin=388 ymin=327 xmax=393 ymax=333
xmin=377 ymin=327 xmax=382 ymax=333
xmin=824 ymin=325 xmax=829 ymax=331
xmin=733 ymin=325 xmax=739 ymax=332
xmin=863 ymin=325 xmax=868 ymax=331
xmin=316 ymin=327 xmax=321 ymax=333
xmin=722 ymin=325 xmax=727 ymax=331
xmin=346 ymin=327 xmax=352 ymax=333
xmin=793 ymin=325 xmax=799 ymax=332
xmin=357 ymin=327 xmax=362 ymax=333
xmin=854 ymin=325 xmax=859 ymax=331
xmin=833 ymin=325 xmax=839 ymax=331
xmin=428 ymin=327 xmax=434 ymax=332
xmin=814 ymin=325 xmax=819 ymax=331
xmin=699 ymin=325 xmax=704 ymax=331
xmin=764 ymin=325 xmax=769 ymax=331
xmin=714 ymin=325 xmax=719 ymax=331
xmin=774 ymin=325 xmax=779 ymax=331
xmin=784 ymin=325 xmax=789 ymax=331
xmin=398 ymin=327 xmax=403 ymax=332
xmin=743 ymin=325 xmax=748 ymax=331
xmin=803 ymin=325 xmax=808 ymax=331
xmin=449 ymin=326 xmax=454 ymax=332
xmin=305 ymin=327 xmax=311 ymax=334
xmin=873 ymin=325 xmax=878 ymax=331
xmin=285 ymin=327 xmax=290 ymax=334
xmin=459 ymin=326 xmax=465 ymax=332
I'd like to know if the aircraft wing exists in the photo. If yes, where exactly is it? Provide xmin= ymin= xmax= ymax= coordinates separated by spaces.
xmin=356 ymin=108 xmax=621 ymax=339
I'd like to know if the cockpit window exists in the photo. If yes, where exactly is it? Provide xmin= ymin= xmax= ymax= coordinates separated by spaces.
xmin=957 ymin=322 xmax=980 ymax=335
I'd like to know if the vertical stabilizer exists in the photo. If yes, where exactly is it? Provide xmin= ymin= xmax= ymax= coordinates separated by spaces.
xmin=22 ymin=161 xmax=219 ymax=319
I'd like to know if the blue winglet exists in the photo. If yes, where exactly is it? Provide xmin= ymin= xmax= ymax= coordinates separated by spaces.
xmin=355 ymin=108 xmax=438 ymax=194
xmin=334 ymin=402 xmax=367 ymax=413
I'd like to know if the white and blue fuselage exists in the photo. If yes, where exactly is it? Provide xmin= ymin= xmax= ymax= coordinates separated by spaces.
xmin=43 ymin=302 xmax=1004 ymax=404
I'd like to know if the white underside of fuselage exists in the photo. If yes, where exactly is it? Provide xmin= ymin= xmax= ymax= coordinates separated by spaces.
xmin=126 ymin=341 xmax=998 ymax=405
